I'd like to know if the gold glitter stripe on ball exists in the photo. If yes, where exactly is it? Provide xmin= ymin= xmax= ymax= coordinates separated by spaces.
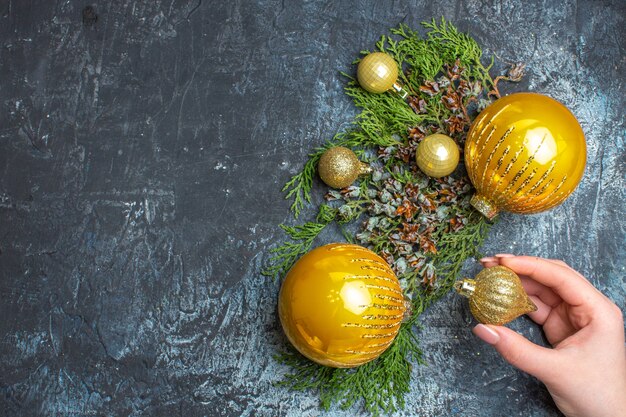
xmin=328 ymin=244 xmax=374 ymax=253
xmin=361 ymin=332 xmax=398 ymax=339
xmin=367 ymin=303 xmax=406 ymax=311
xmin=510 ymin=167 xmax=538 ymax=200
xmin=518 ymin=175 xmax=568 ymax=212
xmin=342 ymin=322 xmax=401 ymax=329
xmin=361 ymin=313 xmax=405 ymax=321
xmin=360 ymin=264 xmax=394 ymax=273
xmin=494 ymin=146 xmax=511 ymax=172
xmin=525 ymin=161 xmax=557 ymax=196
xmin=364 ymin=284 xmax=404 ymax=296
xmin=350 ymin=258 xmax=391 ymax=269
xmin=342 ymin=274 xmax=398 ymax=284
xmin=495 ymin=132 xmax=549 ymax=206
xmin=471 ymin=125 xmax=497 ymax=180
xmin=346 ymin=346 xmax=390 ymax=355
xmin=374 ymin=293 xmax=404 ymax=304
xmin=478 ymin=127 xmax=514 ymax=190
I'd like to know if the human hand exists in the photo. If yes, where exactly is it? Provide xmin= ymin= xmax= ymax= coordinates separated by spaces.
xmin=472 ymin=255 xmax=626 ymax=417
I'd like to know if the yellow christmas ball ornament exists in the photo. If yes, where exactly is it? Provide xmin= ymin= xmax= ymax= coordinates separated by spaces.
xmin=357 ymin=52 xmax=408 ymax=98
xmin=465 ymin=92 xmax=587 ymax=220
xmin=318 ymin=146 xmax=371 ymax=189
xmin=278 ymin=243 xmax=407 ymax=368
xmin=415 ymin=134 xmax=460 ymax=178
xmin=455 ymin=266 xmax=537 ymax=326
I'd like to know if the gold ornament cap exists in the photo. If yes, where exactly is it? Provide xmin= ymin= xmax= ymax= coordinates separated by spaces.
xmin=318 ymin=146 xmax=371 ymax=189
xmin=454 ymin=265 xmax=537 ymax=325
xmin=278 ymin=243 xmax=406 ymax=368
xmin=470 ymin=194 xmax=499 ymax=220
xmin=357 ymin=52 xmax=408 ymax=98
xmin=415 ymin=134 xmax=460 ymax=178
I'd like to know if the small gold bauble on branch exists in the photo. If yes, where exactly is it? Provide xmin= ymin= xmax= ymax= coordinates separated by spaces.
xmin=465 ymin=92 xmax=587 ymax=220
xmin=357 ymin=52 xmax=409 ymax=98
xmin=454 ymin=266 xmax=537 ymax=326
xmin=278 ymin=243 xmax=407 ymax=368
xmin=415 ymin=133 xmax=460 ymax=178
xmin=318 ymin=146 xmax=372 ymax=189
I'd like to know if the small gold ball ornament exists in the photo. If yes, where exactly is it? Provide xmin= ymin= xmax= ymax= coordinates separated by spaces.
xmin=278 ymin=243 xmax=407 ymax=368
xmin=357 ymin=52 xmax=408 ymax=98
xmin=318 ymin=146 xmax=372 ymax=189
xmin=415 ymin=134 xmax=460 ymax=178
xmin=454 ymin=266 xmax=537 ymax=325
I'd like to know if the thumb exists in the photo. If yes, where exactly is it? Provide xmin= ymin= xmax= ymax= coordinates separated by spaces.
xmin=473 ymin=324 xmax=558 ymax=382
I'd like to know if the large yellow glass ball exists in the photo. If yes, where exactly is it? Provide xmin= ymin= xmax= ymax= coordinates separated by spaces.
xmin=278 ymin=243 xmax=406 ymax=368
xmin=465 ymin=93 xmax=586 ymax=219
xmin=356 ymin=52 xmax=399 ymax=94
xmin=415 ymin=134 xmax=460 ymax=178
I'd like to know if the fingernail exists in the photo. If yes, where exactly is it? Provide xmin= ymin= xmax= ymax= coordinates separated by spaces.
xmin=495 ymin=253 xmax=515 ymax=258
xmin=472 ymin=324 xmax=500 ymax=345
xmin=480 ymin=257 xmax=497 ymax=263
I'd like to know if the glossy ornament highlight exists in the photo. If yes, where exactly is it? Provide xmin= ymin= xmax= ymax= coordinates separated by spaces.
xmin=465 ymin=93 xmax=586 ymax=220
xmin=455 ymin=266 xmax=537 ymax=325
xmin=278 ymin=243 xmax=407 ymax=368
xmin=318 ymin=146 xmax=371 ymax=189
xmin=415 ymin=134 xmax=460 ymax=178
xmin=357 ymin=52 xmax=408 ymax=98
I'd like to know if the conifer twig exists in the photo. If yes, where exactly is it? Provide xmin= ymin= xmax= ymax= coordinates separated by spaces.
xmin=265 ymin=18 xmax=519 ymax=415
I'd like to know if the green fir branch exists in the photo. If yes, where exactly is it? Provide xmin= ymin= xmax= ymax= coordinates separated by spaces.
xmin=421 ymin=18 xmax=496 ymax=91
xmin=261 ymin=222 xmax=327 ymax=280
xmin=262 ymin=205 xmax=337 ymax=279
xmin=430 ymin=211 xmax=493 ymax=299
xmin=282 ymin=156 xmax=318 ymax=219
xmin=275 ymin=320 xmax=423 ymax=416
xmin=266 ymin=17 xmax=515 ymax=415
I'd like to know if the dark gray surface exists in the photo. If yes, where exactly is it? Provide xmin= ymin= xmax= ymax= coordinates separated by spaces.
xmin=1 ymin=1 xmax=624 ymax=416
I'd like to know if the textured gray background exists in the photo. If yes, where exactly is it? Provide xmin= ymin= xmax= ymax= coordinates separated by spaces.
xmin=1 ymin=1 xmax=624 ymax=416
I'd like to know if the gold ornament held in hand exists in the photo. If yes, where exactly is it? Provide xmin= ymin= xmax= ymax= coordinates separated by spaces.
xmin=454 ymin=265 xmax=537 ymax=325
xmin=357 ymin=52 xmax=408 ymax=98
xmin=318 ymin=146 xmax=371 ymax=189
xmin=465 ymin=93 xmax=587 ymax=220
xmin=415 ymin=134 xmax=460 ymax=178
xmin=278 ymin=243 xmax=407 ymax=368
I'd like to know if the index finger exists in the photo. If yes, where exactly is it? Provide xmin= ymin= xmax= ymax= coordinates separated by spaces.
xmin=498 ymin=256 xmax=601 ymax=307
